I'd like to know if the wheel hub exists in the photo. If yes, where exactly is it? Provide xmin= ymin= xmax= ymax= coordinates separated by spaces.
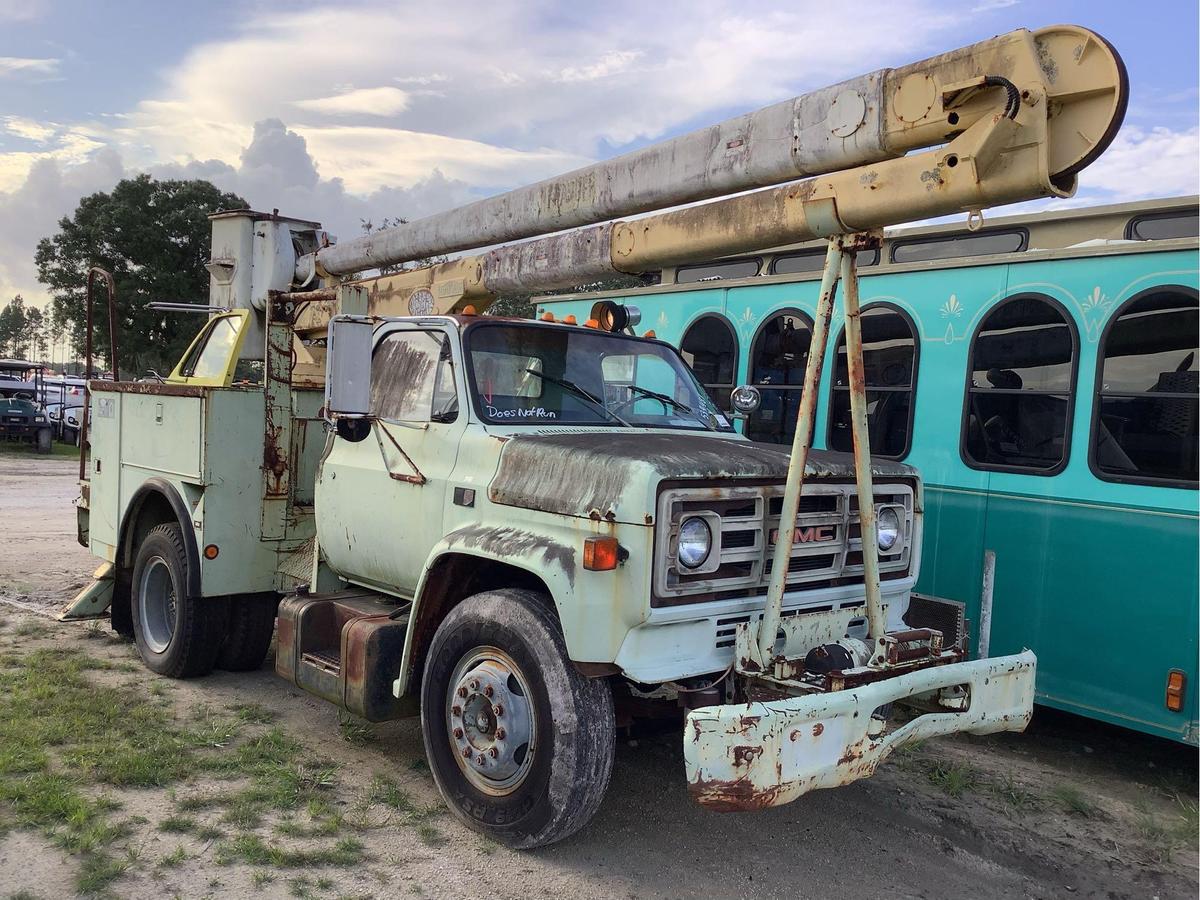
xmin=447 ymin=651 xmax=535 ymax=795
xmin=138 ymin=557 xmax=177 ymax=654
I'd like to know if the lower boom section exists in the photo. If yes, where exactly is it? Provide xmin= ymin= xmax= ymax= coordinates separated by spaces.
xmin=684 ymin=650 xmax=1036 ymax=811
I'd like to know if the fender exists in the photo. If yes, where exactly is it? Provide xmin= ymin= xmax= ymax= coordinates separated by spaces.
xmin=120 ymin=477 xmax=202 ymax=599
xmin=393 ymin=523 xmax=578 ymax=698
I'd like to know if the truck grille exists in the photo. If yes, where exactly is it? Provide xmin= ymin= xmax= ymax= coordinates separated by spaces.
xmin=653 ymin=481 xmax=914 ymax=604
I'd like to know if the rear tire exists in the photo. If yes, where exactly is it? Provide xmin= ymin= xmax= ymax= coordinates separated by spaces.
xmin=218 ymin=595 xmax=279 ymax=671
xmin=131 ymin=523 xmax=227 ymax=678
xmin=420 ymin=589 xmax=615 ymax=849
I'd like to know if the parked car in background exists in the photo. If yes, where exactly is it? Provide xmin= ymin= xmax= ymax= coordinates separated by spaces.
xmin=0 ymin=397 xmax=52 ymax=453
xmin=61 ymin=405 xmax=84 ymax=446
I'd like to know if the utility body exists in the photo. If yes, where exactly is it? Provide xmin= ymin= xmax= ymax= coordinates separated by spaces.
xmin=67 ymin=25 xmax=1127 ymax=846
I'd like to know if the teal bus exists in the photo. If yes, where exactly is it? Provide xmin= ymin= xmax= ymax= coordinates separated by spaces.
xmin=538 ymin=196 xmax=1200 ymax=745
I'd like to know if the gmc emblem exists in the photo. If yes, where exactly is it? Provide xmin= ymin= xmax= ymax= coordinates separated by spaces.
xmin=769 ymin=524 xmax=836 ymax=545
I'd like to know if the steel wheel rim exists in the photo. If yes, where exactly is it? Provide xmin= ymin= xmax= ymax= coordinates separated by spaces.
xmin=138 ymin=557 xmax=176 ymax=654
xmin=446 ymin=646 xmax=536 ymax=796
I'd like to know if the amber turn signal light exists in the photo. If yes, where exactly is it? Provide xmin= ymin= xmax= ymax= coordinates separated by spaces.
xmin=1166 ymin=669 xmax=1186 ymax=712
xmin=583 ymin=536 xmax=620 ymax=571
xmin=203 ymin=544 xmax=220 ymax=560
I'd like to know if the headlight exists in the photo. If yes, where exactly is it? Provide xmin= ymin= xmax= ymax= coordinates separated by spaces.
xmin=676 ymin=516 xmax=712 ymax=569
xmin=34 ymin=415 xmax=45 ymax=422
xmin=876 ymin=506 xmax=901 ymax=551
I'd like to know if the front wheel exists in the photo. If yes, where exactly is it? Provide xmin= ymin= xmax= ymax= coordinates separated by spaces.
xmin=420 ymin=589 xmax=615 ymax=849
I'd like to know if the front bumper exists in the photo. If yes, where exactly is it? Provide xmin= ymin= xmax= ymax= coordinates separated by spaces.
xmin=684 ymin=650 xmax=1036 ymax=810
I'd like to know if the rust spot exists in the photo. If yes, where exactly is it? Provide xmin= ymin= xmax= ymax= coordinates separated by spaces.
xmin=688 ymin=775 xmax=785 ymax=812
xmin=732 ymin=745 xmax=764 ymax=767
xmin=812 ymin=722 xmax=825 ymax=737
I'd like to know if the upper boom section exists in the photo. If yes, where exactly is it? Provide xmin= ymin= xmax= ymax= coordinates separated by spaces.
xmin=306 ymin=25 xmax=1125 ymax=281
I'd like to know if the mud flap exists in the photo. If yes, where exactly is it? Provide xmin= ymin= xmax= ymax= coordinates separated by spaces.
xmin=58 ymin=562 xmax=115 ymax=620
xmin=684 ymin=650 xmax=1036 ymax=810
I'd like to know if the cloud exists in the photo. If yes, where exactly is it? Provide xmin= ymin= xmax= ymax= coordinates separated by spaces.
xmin=293 ymin=86 xmax=411 ymax=117
xmin=970 ymin=0 xmax=1018 ymax=11
xmin=0 ymin=0 xmax=48 ymax=23
xmin=3 ymin=116 xmax=58 ymax=143
xmin=0 ymin=56 xmax=59 ymax=78
xmin=1077 ymin=126 xmax=1200 ymax=202
xmin=0 ymin=120 xmax=475 ymax=309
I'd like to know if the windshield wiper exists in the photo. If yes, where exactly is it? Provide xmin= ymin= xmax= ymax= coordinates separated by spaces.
xmin=524 ymin=368 xmax=631 ymax=427
xmin=625 ymin=384 xmax=718 ymax=431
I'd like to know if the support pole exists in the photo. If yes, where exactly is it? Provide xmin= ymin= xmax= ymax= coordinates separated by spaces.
xmin=978 ymin=549 xmax=996 ymax=659
xmin=758 ymin=239 xmax=844 ymax=660
xmin=841 ymin=245 xmax=887 ymax=641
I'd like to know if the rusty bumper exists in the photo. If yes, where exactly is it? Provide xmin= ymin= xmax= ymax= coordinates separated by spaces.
xmin=684 ymin=650 xmax=1036 ymax=811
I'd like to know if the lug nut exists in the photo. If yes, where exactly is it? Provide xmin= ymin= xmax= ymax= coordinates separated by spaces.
xmin=451 ymin=705 xmax=462 ymax=717
xmin=453 ymin=727 xmax=463 ymax=739
xmin=469 ymin=679 xmax=479 ymax=691
xmin=493 ymin=704 xmax=504 ymax=717
xmin=461 ymin=746 xmax=472 ymax=758
xmin=476 ymin=754 xmax=486 ymax=765
xmin=484 ymin=684 xmax=494 ymax=697
xmin=495 ymin=727 xmax=506 ymax=740
xmin=457 ymin=686 xmax=468 ymax=698
xmin=488 ymin=747 xmax=498 ymax=758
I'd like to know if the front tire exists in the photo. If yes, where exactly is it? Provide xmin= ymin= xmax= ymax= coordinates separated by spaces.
xmin=131 ymin=523 xmax=226 ymax=678
xmin=420 ymin=589 xmax=615 ymax=849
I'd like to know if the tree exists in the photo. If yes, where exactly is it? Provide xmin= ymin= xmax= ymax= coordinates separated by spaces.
xmin=0 ymin=295 xmax=28 ymax=359
xmin=359 ymin=216 xmax=448 ymax=276
xmin=35 ymin=175 xmax=247 ymax=377
xmin=25 ymin=307 xmax=47 ymax=363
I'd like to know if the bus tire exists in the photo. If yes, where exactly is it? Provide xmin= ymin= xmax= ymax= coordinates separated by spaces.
xmin=420 ymin=589 xmax=615 ymax=849
xmin=218 ymin=595 xmax=279 ymax=671
xmin=131 ymin=523 xmax=227 ymax=678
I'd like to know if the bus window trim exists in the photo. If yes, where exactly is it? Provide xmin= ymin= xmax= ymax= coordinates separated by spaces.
xmin=1124 ymin=210 xmax=1200 ymax=242
xmin=826 ymin=301 xmax=920 ymax=461
xmin=958 ymin=293 xmax=1080 ymax=477
xmin=1087 ymin=284 xmax=1200 ymax=490
xmin=890 ymin=227 xmax=1029 ymax=265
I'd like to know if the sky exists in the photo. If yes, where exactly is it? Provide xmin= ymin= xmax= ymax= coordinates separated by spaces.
xmin=0 ymin=0 xmax=1196 ymax=309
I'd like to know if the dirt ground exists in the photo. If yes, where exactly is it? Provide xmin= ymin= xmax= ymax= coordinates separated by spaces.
xmin=0 ymin=452 xmax=1197 ymax=900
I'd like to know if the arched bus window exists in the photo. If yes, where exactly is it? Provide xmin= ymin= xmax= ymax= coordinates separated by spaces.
xmin=679 ymin=314 xmax=738 ymax=413
xmin=828 ymin=304 xmax=918 ymax=458
xmin=744 ymin=309 xmax=812 ymax=444
xmin=1091 ymin=287 xmax=1199 ymax=486
xmin=962 ymin=295 xmax=1077 ymax=474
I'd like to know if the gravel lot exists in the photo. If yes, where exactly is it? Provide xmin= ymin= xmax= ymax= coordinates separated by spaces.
xmin=0 ymin=452 xmax=1196 ymax=899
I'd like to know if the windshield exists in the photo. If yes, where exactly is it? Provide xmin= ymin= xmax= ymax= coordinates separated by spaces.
xmin=465 ymin=323 xmax=733 ymax=431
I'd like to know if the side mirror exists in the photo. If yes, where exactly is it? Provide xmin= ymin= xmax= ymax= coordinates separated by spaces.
xmin=730 ymin=384 xmax=761 ymax=421
xmin=326 ymin=315 xmax=373 ymax=443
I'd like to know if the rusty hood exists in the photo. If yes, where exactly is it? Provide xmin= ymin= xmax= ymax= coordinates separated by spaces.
xmin=486 ymin=431 xmax=917 ymax=524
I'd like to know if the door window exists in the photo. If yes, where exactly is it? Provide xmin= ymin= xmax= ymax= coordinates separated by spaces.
xmin=371 ymin=331 xmax=457 ymax=423
xmin=828 ymin=305 xmax=918 ymax=458
xmin=679 ymin=315 xmax=737 ymax=412
xmin=962 ymin=295 xmax=1077 ymax=473
xmin=745 ymin=310 xmax=812 ymax=444
xmin=1092 ymin=289 xmax=1198 ymax=485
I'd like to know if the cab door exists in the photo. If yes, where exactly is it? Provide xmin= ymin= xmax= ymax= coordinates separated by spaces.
xmin=317 ymin=325 xmax=465 ymax=598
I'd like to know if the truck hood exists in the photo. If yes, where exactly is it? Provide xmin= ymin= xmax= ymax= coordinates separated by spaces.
xmin=487 ymin=431 xmax=918 ymax=524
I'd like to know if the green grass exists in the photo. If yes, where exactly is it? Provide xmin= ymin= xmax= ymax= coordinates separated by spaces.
xmin=216 ymin=834 xmax=366 ymax=868
xmin=986 ymin=774 xmax=1043 ymax=811
xmin=337 ymin=714 xmax=375 ymax=746
xmin=0 ymin=644 xmax=355 ymax=892
xmin=158 ymin=845 xmax=189 ymax=868
xmin=1050 ymin=784 xmax=1098 ymax=818
xmin=0 ymin=440 xmax=78 ymax=458
xmin=925 ymin=760 xmax=980 ymax=799
xmin=158 ymin=815 xmax=196 ymax=834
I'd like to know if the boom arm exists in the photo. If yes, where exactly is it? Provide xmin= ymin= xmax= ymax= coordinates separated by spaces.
xmin=291 ymin=24 xmax=1124 ymax=330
